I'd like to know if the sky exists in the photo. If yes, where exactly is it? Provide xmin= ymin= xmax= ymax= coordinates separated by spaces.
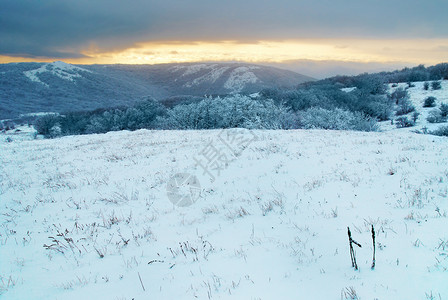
xmin=1 ymin=0 xmax=447 ymax=76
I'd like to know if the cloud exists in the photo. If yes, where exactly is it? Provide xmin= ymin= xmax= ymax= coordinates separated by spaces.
xmin=334 ymin=45 xmax=349 ymax=49
xmin=262 ymin=59 xmax=413 ymax=79
xmin=1 ymin=0 xmax=448 ymax=59
xmin=433 ymin=45 xmax=448 ymax=52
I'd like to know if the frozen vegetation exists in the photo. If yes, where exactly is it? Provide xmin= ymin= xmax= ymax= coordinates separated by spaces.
xmin=1 ymin=127 xmax=448 ymax=299
xmin=380 ymin=80 xmax=448 ymax=133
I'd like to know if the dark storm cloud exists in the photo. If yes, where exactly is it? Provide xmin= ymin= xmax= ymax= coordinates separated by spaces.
xmin=1 ymin=0 xmax=447 ymax=58
xmin=0 ymin=0 xmax=160 ymax=57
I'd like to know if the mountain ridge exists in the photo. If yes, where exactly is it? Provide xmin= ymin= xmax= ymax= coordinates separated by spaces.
xmin=0 ymin=61 xmax=314 ymax=119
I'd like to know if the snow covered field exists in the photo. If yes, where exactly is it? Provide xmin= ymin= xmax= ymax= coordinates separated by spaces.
xmin=1 ymin=128 xmax=448 ymax=299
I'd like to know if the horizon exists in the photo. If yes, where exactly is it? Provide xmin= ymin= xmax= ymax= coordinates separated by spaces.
xmin=1 ymin=1 xmax=448 ymax=78
xmin=1 ymin=58 xmax=445 ymax=80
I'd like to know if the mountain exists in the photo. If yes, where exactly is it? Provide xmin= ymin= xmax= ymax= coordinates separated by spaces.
xmin=0 ymin=61 xmax=314 ymax=120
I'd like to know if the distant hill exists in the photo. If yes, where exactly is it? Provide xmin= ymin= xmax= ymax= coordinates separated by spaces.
xmin=0 ymin=61 xmax=314 ymax=119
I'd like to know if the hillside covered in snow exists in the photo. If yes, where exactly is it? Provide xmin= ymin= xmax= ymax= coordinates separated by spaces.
xmin=380 ymin=80 xmax=448 ymax=133
xmin=0 ymin=61 xmax=313 ymax=120
xmin=1 ymin=128 xmax=447 ymax=299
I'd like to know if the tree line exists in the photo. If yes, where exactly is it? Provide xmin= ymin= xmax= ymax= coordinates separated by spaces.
xmin=34 ymin=63 xmax=448 ymax=137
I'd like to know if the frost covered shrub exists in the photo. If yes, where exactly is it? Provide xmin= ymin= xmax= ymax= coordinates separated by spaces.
xmin=279 ymin=90 xmax=317 ymax=111
xmin=411 ymin=111 xmax=420 ymax=123
xmin=426 ymin=109 xmax=446 ymax=123
xmin=156 ymin=101 xmax=208 ymax=130
xmin=428 ymin=63 xmax=448 ymax=80
xmin=431 ymin=81 xmax=442 ymax=90
xmin=260 ymin=84 xmax=392 ymax=121
xmin=49 ymin=124 xmax=62 ymax=138
xmin=58 ymin=111 xmax=92 ymax=135
xmin=439 ymin=103 xmax=448 ymax=118
xmin=158 ymin=95 xmax=298 ymax=130
xmin=61 ymin=98 xmax=166 ymax=135
xmin=123 ymin=98 xmax=166 ymax=130
xmin=423 ymin=96 xmax=436 ymax=107
xmin=423 ymin=82 xmax=429 ymax=90
xmin=389 ymin=87 xmax=408 ymax=104
xmin=395 ymin=92 xmax=415 ymax=116
xmin=430 ymin=125 xmax=448 ymax=137
xmin=85 ymin=109 xmax=129 ymax=133
xmin=396 ymin=101 xmax=415 ymax=116
xmin=160 ymin=95 xmax=203 ymax=108
xmin=5 ymin=123 xmax=15 ymax=131
xmin=260 ymin=87 xmax=331 ymax=112
xmin=395 ymin=116 xmax=414 ymax=128
xmin=34 ymin=114 xmax=60 ymax=137
xmin=298 ymin=107 xmax=378 ymax=131
xmin=354 ymin=75 xmax=387 ymax=95
xmin=353 ymin=94 xmax=392 ymax=121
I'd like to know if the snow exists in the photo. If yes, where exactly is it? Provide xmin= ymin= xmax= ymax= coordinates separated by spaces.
xmin=23 ymin=61 xmax=91 ymax=86
xmin=18 ymin=112 xmax=59 ymax=118
xmin=249 ymin=92 xmax=260 ymax=98
xmin=1 ymin=127 xmax=448 ymax=299
xmin=380 ymin=80 xmax=448 ymax=132
xmin=0 ymin=125 xmax=41 ymax=142
xmin=224 ymin=67 xmax=259 ymax=93
xmin=170 ymin=64 xmax=211 ymax=76
xmin=169 ymin=64 xmax=261 ymax=92
xmin=184 ymin=66 xmax=230 ymax=88
xmin=341 ymin=87 xmax=357 ymax=93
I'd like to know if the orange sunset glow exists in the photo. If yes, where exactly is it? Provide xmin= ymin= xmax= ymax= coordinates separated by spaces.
xmin=2 ymin=39 xmax=448 ymax=66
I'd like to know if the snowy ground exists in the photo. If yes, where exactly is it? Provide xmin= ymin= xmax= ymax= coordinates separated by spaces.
xmin=1 ymin=128 xmax=448 ymax=299
xmin=380 ymin=80 xmax=448 ymax=132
